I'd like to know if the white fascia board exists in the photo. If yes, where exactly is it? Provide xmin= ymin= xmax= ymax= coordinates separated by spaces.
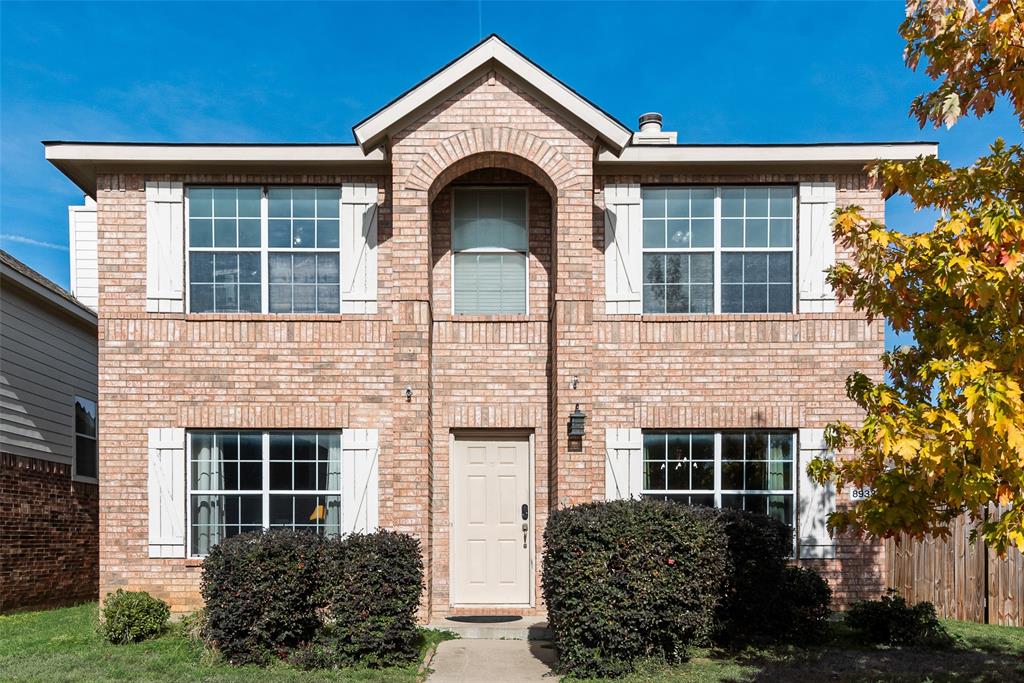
xmin=44 ymin=143 xmax=385 ymax=163
xmin=597 ymin=143 xmax=939 ymax=165
xmin=353 ymin=36 xmax=632 ymax=153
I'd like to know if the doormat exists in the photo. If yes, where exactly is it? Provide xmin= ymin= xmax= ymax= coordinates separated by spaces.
xmin=445 ymin=615 xmax=523 ymax=624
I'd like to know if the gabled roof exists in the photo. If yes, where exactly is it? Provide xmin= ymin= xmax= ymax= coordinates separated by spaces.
xmin=352 ymin=34 xmax=633 ymax=154
xmin=0 ymin=249 xmax=97 ymax=324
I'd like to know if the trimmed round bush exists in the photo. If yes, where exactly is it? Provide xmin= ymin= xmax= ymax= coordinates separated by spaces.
xmin=845 ymin=590 xmax=949 ymax=646
xmin=542 ymin=499 xmax=729 ymax=678
xmin=100 ymin=589 xmax=170 ymax=644
xmin=776 ymin=566 xmax=832 ymax=644
xmin=315 ymin=530 xmax=424 ymax=668
xmin=201 ymin=529 xmax=324 ymax=665
xmin=714 ymin=508 xmax=792 ymax=643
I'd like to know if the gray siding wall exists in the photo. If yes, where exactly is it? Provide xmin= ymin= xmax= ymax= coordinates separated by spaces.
xmin=1 ymin=282 xmax=97 ymax=464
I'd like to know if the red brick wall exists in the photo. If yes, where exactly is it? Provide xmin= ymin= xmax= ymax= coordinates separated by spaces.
xmin=94 ymin=173 xmax=392 ymax=611
xmin=0 ymin=452 xmax=98 ymax=612
xmin=93 ymin=71 xmax=887 ymax=615
xmin=591 ymin=172 xmax=888 ymax=605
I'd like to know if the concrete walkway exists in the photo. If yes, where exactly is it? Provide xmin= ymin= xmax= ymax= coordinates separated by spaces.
xmin=426 ymin=639 xmax=558 ymax=682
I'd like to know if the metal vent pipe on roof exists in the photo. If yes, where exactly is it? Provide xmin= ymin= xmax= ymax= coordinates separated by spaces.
xmin=638 ymin=112 xmax=663 ymax=133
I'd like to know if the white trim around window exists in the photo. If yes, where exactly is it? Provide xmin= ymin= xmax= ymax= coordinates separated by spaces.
xmin=640 ymin=186 xmax=797 ymax=314
xmin=185 ymin=186 xmax=344 ymax=314
xmin=450 ymin=186 xmax=530 ymax=315
xmin=641 ymin=430 xmax=797 ymax=546
xmin=186 ymin=430 xmax=343 ymax=557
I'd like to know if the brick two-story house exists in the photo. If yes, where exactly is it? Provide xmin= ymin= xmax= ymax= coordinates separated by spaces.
xmin=45 ymin=36 xmax=936 ymax=617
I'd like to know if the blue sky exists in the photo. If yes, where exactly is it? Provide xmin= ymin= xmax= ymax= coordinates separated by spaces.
xmin=2 ymin=1 xmax=1020 ymax=336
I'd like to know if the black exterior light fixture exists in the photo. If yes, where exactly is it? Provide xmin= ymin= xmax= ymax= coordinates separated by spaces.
xmin=567 ymin=403 xmax=586 ymax=438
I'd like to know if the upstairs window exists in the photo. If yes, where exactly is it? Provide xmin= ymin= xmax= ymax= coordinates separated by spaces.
xmin=186 ymin=186 xmax=343 ymax=314
xmin=642 ymin=186 xmax=795 ymax=314
xmin=187 ymin=187 xmax=262 ymax=313
xmin=268 ymin=187 xmax=341 ymax=313
xmin=73 ymin=397 xmax=98 ymax=481
xmin=452 ymin=187 xmax=528 ymax=314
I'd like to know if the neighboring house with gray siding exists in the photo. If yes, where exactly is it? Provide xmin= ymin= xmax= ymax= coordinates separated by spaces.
xmin=0 ymin=248 xmax=99 ymax=612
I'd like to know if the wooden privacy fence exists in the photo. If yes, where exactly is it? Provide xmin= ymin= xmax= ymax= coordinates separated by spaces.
xmin=886 ymin=507 xmax=1024 ymax=626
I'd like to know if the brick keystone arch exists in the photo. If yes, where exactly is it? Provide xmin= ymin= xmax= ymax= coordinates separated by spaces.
xmin=403 ymin=127 xmax=580 ymax=201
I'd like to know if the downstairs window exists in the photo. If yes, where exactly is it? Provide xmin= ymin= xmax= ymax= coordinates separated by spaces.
xmin=642 ymin=430 xmax=795 ymax=531
xmin=188 ymin=430 xmax=342 ymax=556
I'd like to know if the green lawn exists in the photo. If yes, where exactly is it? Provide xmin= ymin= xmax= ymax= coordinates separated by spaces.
xmin=0 ymin=602 xmax=453 ymax=682
xmin=4 ymin=604 xmax=1023 ymax=683
xmin=571 ymin=620 xmax=1024 ymax=683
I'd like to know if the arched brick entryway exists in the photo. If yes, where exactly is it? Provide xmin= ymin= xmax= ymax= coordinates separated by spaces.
xmin=404 ymin=127 xmax=581 ymax=200
xmin=386 ymin=94 xmax=600 ymax=618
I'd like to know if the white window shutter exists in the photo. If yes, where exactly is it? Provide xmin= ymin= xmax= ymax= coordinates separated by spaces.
xmin=148 ymin=427 xmax=186 ymax=558
xmin=145 ymin=181 xmax=184 ymax=313
xmin=341 ymin=428 xmax=379 ymax=533
xmin=605 ymin=428 xmax=643 ymax=500
xmin=798 ymin=182 xmax=837 ymax=313
xmin=604 ymin=183 xmax=642 ymax=314
xmin=798 ymin=428 xmax=836 ymax=559
xmin=341 ymin=182 xmax=379 ymax=314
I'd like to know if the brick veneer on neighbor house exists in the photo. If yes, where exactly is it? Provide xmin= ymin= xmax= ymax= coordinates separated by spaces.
xmin=0 ymin=453 xmax=99 ymax=612
xmin=82 ymin=51 xmax=894 ymax=615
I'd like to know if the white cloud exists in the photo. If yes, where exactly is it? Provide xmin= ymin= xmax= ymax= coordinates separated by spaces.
xmin=1 ymin=234 xmax=68 ymax=251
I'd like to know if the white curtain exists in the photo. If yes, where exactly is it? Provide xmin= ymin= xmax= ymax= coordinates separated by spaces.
xmin=325 ymin=433 xmax=342 ymax=534
xmin=193 ymin=436 xmax=223 ymax=555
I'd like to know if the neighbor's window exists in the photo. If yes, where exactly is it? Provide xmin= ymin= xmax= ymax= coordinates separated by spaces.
xmin=642 ymin=430 xmax=795 ymax=531
xmin=73 ymin=397 xmax=98 ymax=481
xmin=189 ymin=430 xmax=341 ymax=556
xmin=642 ymin=187 xmax=795 ymax=314
xmin=187 ymin=186 xmax=343 ymax=314
xmin=452 ymin=187 xmax=528 ymax=314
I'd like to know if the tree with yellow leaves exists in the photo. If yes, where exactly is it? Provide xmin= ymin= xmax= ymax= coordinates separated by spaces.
xmin=810 ymin=0 xmax=1024 ymax=553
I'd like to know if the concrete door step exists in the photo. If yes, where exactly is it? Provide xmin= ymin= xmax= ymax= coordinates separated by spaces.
xmin=428 ymin=617 xmax=553 ymax=640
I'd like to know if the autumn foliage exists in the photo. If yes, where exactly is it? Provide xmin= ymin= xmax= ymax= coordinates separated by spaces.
xmin=811 ymin=1 xmax=1024 ymax=553
xmin=903 ymin=0 xmax=1024 ymax=128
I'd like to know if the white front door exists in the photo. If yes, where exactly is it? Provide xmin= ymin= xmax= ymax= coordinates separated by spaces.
xmin=451 ymin=435 xmax=531 ymax=606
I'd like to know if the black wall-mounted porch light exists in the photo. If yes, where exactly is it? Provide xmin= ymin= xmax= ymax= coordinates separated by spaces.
xmin=567 ymin=403 xmax=586 ymax=438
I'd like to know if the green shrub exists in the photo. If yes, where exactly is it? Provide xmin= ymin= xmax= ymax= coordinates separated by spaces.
xmin=714 ymin=508 xmax=792 ymax=644
xmin=201 ymin=529 xmax=324 ymax=665
xmin=845 ymin=590 xmax=949 ymax=646
xmin=100 ymin=589 xmax=170 ymax=644
xmin=542 ymin=499 xmax=729 ymax=678
xmin=776 ymin=566 xmax=832 ymax=645
xmin=177 ymin=608 xmax=209 ymax=647
xmin=312 ymin=530 xmax=424 ymax=668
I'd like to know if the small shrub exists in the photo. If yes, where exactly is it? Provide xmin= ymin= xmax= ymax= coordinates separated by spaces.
xmin=100 ymin=589 xmax=170 ymax=644
xmin=845 ymin=590 xmax=950 ymax=646
xmin=775 ymin=566 xmax=832 ymax=645
xmin=542 ymin=499 xmax=729 ymax=678
xmin=201 ymin=529 xmax=324 ymax=665
xmin=315 ymin=530 xmax=424 ymax=668
xmin=177 ymin=608 xmax=209 ymax=647
xmin=714 ymin=508 xmax=792 ymax=644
